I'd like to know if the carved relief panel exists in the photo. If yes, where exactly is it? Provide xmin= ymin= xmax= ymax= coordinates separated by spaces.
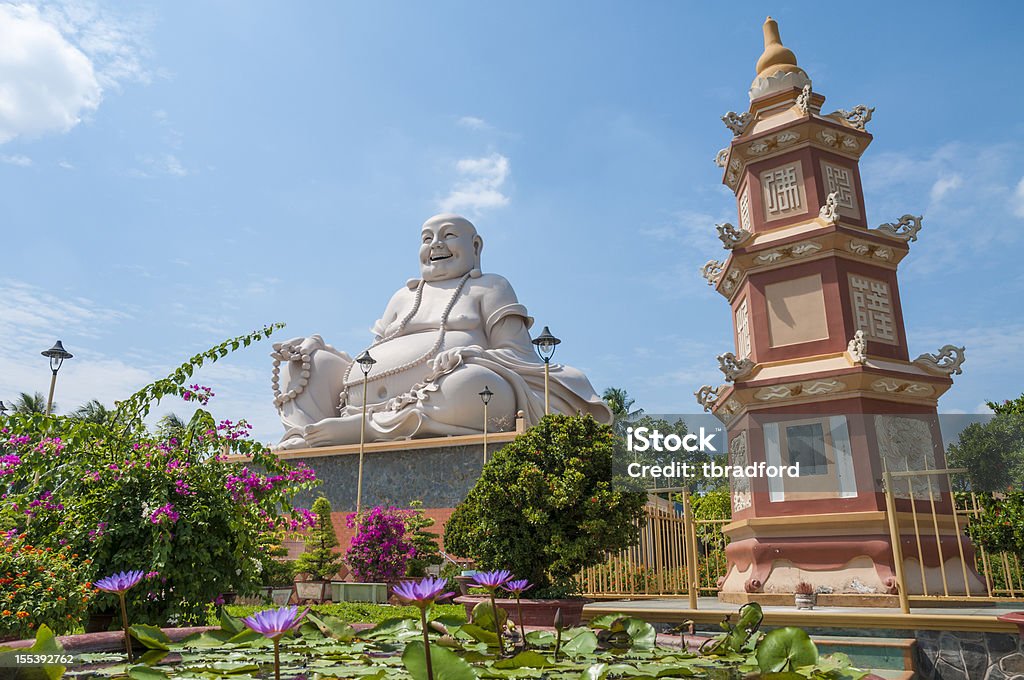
xmin=875 ymin=415 xmax=938 ymax=500
xmin=820 ymin=160 xmax=861 ymax=219
xmin=738 ymin=187 xmax=752 ymax=233
xmin=730 ymin=431 xmax=752 ymax=512
xmin=848 ymin=274 xmax=897 ymax=345
xmin=760 ymin=162 xmax=807 ymax=222
xmin=735 ymin=298 xmax=751 ymax=359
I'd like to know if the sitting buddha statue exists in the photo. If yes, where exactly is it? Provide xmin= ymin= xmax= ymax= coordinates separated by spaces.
xmin=270 ymin=213 xmax=612 ymax=450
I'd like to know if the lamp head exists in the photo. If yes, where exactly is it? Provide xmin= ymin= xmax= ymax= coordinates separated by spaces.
xmin=531 ymin=326 xmax=561 ymax=363
xmin=42 ymin=340 xmax=73 ymax=373
xmin=478 ymin=386 xmax=494 ymax=405
xmin=355 ymin=350 xmax=376 ymax=376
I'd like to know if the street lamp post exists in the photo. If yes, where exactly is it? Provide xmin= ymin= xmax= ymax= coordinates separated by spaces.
xmin=41 ymin=341 xmax=73 ymax=415
xmin=354 ymin=349 xmax=376 ymax=515
xmin=479 ymin=386 xmax=493 ymax=465
xmin=531 ymin=326 xmax=561 ymax=415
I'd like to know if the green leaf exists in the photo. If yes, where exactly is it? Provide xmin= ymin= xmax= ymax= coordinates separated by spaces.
xmin=624 ymin=618 xmax=656 ymax=649
xmin=178 ymin=630 xmax=234 ymax=648
xmin=187 ymin=661 xmax=262 ymax=674
xmin=493 ymin=651 xmax=555 ymax=669
xmin=363 ymin=617 xmax=418 ymax=639
xmin=587 ymin=613 xmax=627 ymax=629
xmin=220 ymin=608 xmax=247 ymax=635
xmin=127 ymin=666 xmax=169 ymax=679
xmin=756 ymin=627 xmax=818 ymax=674
xmin=457 ymin=623 xmax=499 ymax=645
xmin=130 ymin=624 xmax=171 ymax=651
xmin=0 ymin=625 xmax=67 ymax=680
xmin=307 ymin=612 xmax=357 ymax=641
xmin=227 ymin=628 xmax=269 ymax=646
xmin=561 ymin=631 xmax=598 ymax=656
xmin=471 ymin=601 xmax=507 ymax=633
xmin=402 ymin=640 xmax=477 ymax=680
xmin=524 ymin=630 xmax=555 ymax=647
xmin=137 ymin=649 xmax=169 ymax=666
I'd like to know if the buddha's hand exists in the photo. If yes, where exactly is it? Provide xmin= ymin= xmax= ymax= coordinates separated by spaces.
xmin=429 ymin=348 xmax=464 ymax=377
xmin=271 ymin=335 xmax=326 ymax=362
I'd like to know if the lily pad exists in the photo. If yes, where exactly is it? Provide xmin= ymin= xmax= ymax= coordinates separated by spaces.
xmin=755 ymin=627 xmax=818 ymax=674
xmin=402 ymin=640 xmax=477 ymax=680
xmin=130 ymin=624 xmax=171 ymax=651
xmin=493 ymin=651 xmax=555 ymax=669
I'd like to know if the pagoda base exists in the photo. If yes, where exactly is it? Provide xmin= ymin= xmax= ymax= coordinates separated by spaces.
xmin=719 ymin=512 xmax=986 ymax=598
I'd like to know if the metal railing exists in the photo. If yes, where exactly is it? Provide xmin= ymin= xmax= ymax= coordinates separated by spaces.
xmin=884 ymin=465 xmax=1024 ymax=612
xmin=578 ymin=475 xmax=1024 ymax=611
xmin=575 ymin=489 xmax=728 ymax=604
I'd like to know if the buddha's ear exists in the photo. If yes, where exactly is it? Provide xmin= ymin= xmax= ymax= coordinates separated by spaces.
xmin=472 ymin=235 xmax=483 ymax=276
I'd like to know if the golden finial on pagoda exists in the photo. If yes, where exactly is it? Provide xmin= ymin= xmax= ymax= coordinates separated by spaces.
xmin=749 ymin=16 xmax=810 ymax=101
xmin=755 ymin=16 xmax=804 ymax=79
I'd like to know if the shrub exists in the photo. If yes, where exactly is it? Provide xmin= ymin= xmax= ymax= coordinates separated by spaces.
xmin=404 ymin=500 xmax=443 ymax=577
xmin=295 ymin=497 xmax=344 ymax=581
xmin=444 ymin=414 xmax=646 ymax=597
xmin=345 ymin=506 xmax=414 ymax=582
xmin=0 ymin=326 xmax=320 ymax=625
xmin=0 ymin=533 xmax=94 ymax=640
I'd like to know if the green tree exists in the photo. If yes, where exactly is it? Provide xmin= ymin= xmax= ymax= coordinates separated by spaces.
xmin=602 ymin=386 xmax=644 ymax=438
xmin=70 ymin=399 xmax=113 ymax=424
xmin=947 ymin=394 xmax=1024 ymax=560
xmin=444 ymin=413 xmax=646 ymax=596
xmin=405 ymin=500 xmax=443 ymax=577
xmin=12 ymin=391 xmax=49 ymax=414
xmin=295 ymin=496 xmax=344 ymax=581
xmin=155 ymin=412 xmax=189 ymax=442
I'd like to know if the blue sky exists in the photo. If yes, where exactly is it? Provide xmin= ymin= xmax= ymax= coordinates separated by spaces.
xmin=1 ymin=1 xmax=1022 ymax=443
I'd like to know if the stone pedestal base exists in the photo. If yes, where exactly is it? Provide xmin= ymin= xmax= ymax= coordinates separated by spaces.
xmin=276 ymin=431 xmax=519 ymax=512
xmin=719 ymin=511 xmax=986 ymax=599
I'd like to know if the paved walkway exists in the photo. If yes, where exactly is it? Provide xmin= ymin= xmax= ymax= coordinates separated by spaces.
xmin=582 ymin=597 xmax=1024 ymax=633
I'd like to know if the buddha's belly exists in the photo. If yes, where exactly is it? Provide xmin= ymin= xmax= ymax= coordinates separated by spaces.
xmin=347 ymin=329 xmax=486 ymax=404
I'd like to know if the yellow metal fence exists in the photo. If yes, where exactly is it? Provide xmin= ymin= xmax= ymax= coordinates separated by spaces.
xmin=578 ymin=478 xmax=1024 ymax=609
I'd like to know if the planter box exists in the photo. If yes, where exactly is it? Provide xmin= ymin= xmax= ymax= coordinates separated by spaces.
xmin=261 ymin=586 xmax=295 ymax=605
xmin=294 ymin=580 xmax=329 ymax=603
xmin=332 ymin=582 xmax=389 ymax=604
xmin=454 ymin=596 xmax=590 ymax=627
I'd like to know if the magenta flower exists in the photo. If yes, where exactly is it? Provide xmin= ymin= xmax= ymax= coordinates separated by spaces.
xmin=393 ymin=577 xmax=454 ymax=608
xmin=502 ymin=579 xmax=533 ymax=597
xmin=95 ymin=570 xmax=145 ymax=593
xmin=242 ymin=605 xmax=310 ymax=640
xmin=472 ymin=569 xmax=512 ymax=591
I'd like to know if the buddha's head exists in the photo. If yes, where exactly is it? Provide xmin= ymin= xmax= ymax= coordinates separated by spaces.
xmin=419 ymin=213 xmax=483 ymax=281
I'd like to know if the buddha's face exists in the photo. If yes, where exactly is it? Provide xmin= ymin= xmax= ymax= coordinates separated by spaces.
xmin=419 ymin=215 xmax=481 ymax=282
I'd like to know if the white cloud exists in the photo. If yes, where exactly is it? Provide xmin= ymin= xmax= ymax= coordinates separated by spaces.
xmin=0 ymin=1 xmax=150 ymax=146
xmin=0 ymin=3 xmax=101 ymax=144
xmin=131 ymin=153 xmax=190 ymax=178
xmin=457 ymin=116 xmax=490 ymax=131
xmin=58 ymin=160 xmax=74 ymax=169
xmin=929 ymin=173 xmax=962 ymax=202
xmin=37 ymin=0 xmax=153 ymax=89
xmin=1013 ymin=177 xmax=1024 ymax=218
xmin=1 ymin=154 xmax=32 ymax=166
xmin=438 ymin=153 xmax=511 ymax=213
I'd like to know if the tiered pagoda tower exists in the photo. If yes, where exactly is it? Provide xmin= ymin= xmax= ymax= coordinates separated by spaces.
xmin=696 ymin=17 xmax=978 ymax=601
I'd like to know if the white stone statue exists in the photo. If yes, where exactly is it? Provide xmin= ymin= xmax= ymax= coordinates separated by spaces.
xmin=271 ymin=214 xmax=612 ymax=450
